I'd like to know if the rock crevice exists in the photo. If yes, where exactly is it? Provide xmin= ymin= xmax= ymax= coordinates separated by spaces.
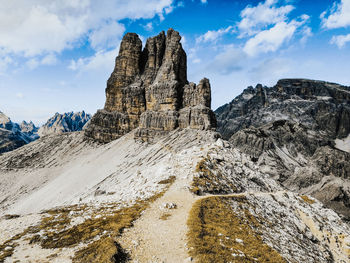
xmin=85 ymin=29 xmax=216 ymax=142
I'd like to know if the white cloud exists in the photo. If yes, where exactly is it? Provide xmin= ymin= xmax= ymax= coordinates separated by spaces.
xmin=144 ymin=22 xmax=153 ymax=31
xmin=26 ymin=58 xmax=40 ymax=70
xmin=300 ymin=26 xmax=312 ymax=44
xmin=89 ymin=21 xmax=125 ymax=50
xmin=239 ymin=1 xmax=310 ymax=56
xmin=0 ymin=0 xmax=174 ymax=57
xmin=26 ymin=54 xmax=58 ymax=70
xmin=196 ymin=26 xmax=233 ymax=44
xmin=331 ymin=33 xmax=350 ymax=48
xmin=41 ymin=54 xmax=58 ymax=65
xmin=321 ymin=0 xmax=350 ymax=29
xmin=243 ymin=21 xmax=296 ymax=56
xmin=201 ymin=0 xmax=208 ymax=4
xmin=206 ymin=45 xmax=246 ymax=75
xmin=69 ymin=48 xmax=119 ymax=73
xmin=0 ymin=56 xmax=13 ymax=73
xmin=249 ymin=57 xmax=291 ymax=82
xmin=238 ymin=0 xmax=294 ymax=37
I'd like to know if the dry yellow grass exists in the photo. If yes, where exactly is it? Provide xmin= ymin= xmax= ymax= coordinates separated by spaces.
xmin=300 ymin=195 xmax=316 ymax=204
xmin=187 ymin=196 xmax=286 ymax=263
xmin=159 ymin=213 xmax=172 ymax=220
xmin=158 ymin=176 xmax=176 ymax=185
xmin=1 ymin=175 xmax=176 ymax=263
xmin=190 ymin=158 xmax=237 ymax=195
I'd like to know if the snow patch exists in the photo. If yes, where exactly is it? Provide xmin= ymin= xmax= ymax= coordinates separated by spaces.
xmin=335 ymin=134 xmax=350 ymax=153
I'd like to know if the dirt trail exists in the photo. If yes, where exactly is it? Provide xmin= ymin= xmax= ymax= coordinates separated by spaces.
xmin=118 ymin=171 xmax=286 ymax=263
xmin=118 ymin=141 xmax=288 ymax=262
xmin=118 ymin=175 xmax=197 ymax=263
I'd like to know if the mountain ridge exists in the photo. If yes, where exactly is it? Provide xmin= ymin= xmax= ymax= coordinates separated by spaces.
xmin=1 ymin=30 xmax=350 ymax=263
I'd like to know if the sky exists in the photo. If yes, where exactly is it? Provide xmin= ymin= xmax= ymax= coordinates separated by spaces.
xmin=0 ymin=0 xmax=350 ymax=124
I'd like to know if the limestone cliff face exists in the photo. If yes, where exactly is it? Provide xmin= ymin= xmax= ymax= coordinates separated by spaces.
xmin=216 ymin=78 xmax=350 ymax=140
xmin=85 ymin=29 xmax=216 ymax=142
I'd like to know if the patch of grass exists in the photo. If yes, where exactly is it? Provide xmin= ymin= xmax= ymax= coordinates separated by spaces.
xmin=159 ymin=213 xmax=172 ymax=220
xmin=73 ymin=236 xmax=129 ymax=263
xmin=187 ymin=196 xmax=286 ymax=263
xmin=0 ymin=175 xmax=176 ymax=263
xmin=30 ymin=174 xmax=176 ymax=262
xmin=3 ymin=214 xmax=20 ymax=220
xmin=300 ymin=195 xmax=316 ymax=205
xmin=158 ymin=176 xmax=176 ymax=185
xmin=33 ymin=203 xmax=144 ymax=249
xmin=190 ymin=158 xmax=237 ymax=195
xmin=0 ymin=231 xmax=30 ymax=262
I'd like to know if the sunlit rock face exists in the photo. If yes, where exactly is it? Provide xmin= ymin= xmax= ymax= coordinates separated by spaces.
xmin=85 ymin=29 xmax=216 ymax=143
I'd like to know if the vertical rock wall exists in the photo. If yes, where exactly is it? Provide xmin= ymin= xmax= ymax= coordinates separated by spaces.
xmin=85 ymin=29 xmax=216 ymax=143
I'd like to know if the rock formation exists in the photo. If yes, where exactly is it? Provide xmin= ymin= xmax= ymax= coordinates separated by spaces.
xmin=85 ymin=29 xmax=216 ymax=143
xmin=38 ymin=111 xmax=91 ymax=136
xmin=0 ymin=111 xmax=38 ymax=153
xmin=216 ymin=78 xmax=350 ymax=140
xmin=216 ymin=79 xmax=350 ymax=219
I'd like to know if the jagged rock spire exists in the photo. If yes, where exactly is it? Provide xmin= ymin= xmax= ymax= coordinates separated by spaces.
xmin=85 ymin=29 xmax=216 ymax=143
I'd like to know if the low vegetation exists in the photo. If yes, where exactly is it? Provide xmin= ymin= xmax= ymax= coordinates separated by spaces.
xmin=187 ymin=196 xmax=286 ymax=263
xmin=300 ymin=195 xmax=316 ymax=204
xmin=159 ymin=213 xmax=172 ymax=220
xmin=190 ymin=158 xmax=237 ymax=195
xmin=0 ymin=175 xmax=176 ymax=262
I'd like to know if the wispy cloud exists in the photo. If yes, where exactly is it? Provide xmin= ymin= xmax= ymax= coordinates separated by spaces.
xmin=331 ymin=33 xmax=350 ymax=48
xmin=69 ymin=48 xmax=119 ymax=73
xmin=238 ymin=0 xmax=295 ymax=37
xmin=206 ymin=45 xmax=246 ymax=75
xmin=196 ymin=26 xmax=234 ymax=44
xmin=239 ymin=0 xmax=310 ymax=56
xmin=243 ymin=16 xmax=308 ymax=56
xmin=0 ymin=0 xmax=175 ymax=72
xmin=143 ymin=22 xmax=153 ymax=31
xmin=321 ymin=0 xmax=350 ymax=29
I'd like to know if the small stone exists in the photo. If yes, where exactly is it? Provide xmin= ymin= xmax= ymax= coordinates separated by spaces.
xmin=162 ymin=202 xmax=177 ymax=209
xmin=235 ymin=238 xmax=244 ymax=244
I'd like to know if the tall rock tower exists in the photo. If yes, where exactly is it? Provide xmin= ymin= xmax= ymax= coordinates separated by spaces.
xmin=85 ymin=29 xmax=216 ymax=142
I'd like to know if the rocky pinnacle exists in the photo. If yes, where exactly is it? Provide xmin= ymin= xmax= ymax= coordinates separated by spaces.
xmin=85 ymin=29 xmax=216 ymax=143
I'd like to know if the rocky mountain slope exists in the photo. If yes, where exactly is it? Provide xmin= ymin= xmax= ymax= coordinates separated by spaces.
xmin=1 ymin=30 xmax=350 ymax=263
xmin=0 ymin=112 xmax=37 ymax=154
xmin=0 ymin=111 xmax=91 ymax=154
xmin=38 ymin=111 xmax=91 ymax=137
xmin=215 ymin=79 xmax=350 ymax=220
xmin=216 ymin=79 xmax=350 ymax=139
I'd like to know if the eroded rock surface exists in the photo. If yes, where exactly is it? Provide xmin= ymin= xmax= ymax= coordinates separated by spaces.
xmin=38 ymin=111 xmax=91 ymax=137
xmin=85 ymin=29 xmax=216 ymax=143
xmin=0 ymin=111 xmax=38 ymax=154
xmin=229 ymin=119 xmax=350 ymax=219
xmin=216 ymin=79 xmax=350 ymax=140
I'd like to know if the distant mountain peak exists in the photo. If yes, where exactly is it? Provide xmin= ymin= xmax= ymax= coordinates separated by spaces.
xmin=38 ymin=111 xmax=91 ymax=137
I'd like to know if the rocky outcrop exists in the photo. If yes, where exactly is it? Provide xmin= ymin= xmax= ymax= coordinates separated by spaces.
xmin=20 ymin=121 xmax=39 ymax=140
xmin=85 ymin=29 xmax=216 ymax=143
xmin=215 ymin=79 xmax=350 ymax=218
xmin=0 ymin=111 xmax=38 ymax=153
xmin=0 ymin=128 xmax=27 ymax=154
xmin=38 ymin=111 xmax=91 ymax=136
xmin=216 ymin=78 xmax=350 ymax=140
xmin=229 ymin=119 xmax=350 ymax=219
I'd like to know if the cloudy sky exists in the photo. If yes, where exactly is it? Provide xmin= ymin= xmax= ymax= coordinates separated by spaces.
xmin=0 ymin=0 xmax=350 ymax=124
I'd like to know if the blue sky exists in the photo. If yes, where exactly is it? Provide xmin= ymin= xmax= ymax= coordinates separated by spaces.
xmin=0 ymin=0 xmax=350 ymax=124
